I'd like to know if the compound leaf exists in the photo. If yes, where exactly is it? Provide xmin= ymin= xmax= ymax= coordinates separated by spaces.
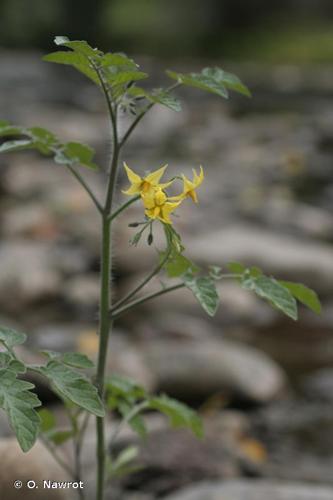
xmin=148 ymin=395 xmax=203 ymax=438
xmin=0 ymin=369 xmax=41 ymax=452
xmin=183 ymin=273 xmax=219 ymax=317
xmin=40 ymin=361 xmax=104 ymax=417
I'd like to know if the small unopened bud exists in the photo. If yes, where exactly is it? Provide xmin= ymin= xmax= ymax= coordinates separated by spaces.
xmin=128 ymin=222 xmax=140 ymax=228
xmin=147 ymin=233 xmax=153 ymax=246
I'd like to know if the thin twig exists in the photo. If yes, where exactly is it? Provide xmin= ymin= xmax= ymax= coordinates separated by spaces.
xmin=119 ymin=82 xmax=181 ymax=149
xmin=67 ymin=165 xmax=103 ymax=214
xmin=108 ymin=195 xmax=141 ymax=223
xmin=40 ymin=435 xmax=75 ymax=478
xmin=110 ymin=283 xmax=185 ymax=320
xmin=109 ymin=401 xmax=149 ymax=453
xmin=110 ymin=246 xmax=172 ymax=313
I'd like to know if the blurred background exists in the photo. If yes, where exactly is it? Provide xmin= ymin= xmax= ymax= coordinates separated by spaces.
xmin=0 ymin=1 xmax=333 ymax=499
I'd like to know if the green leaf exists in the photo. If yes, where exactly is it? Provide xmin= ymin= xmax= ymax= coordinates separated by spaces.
xmin=101 ymin=53 xmax=138 ymax=70
xmin=0 ymin=369 xmax=41 ymax=452
xmin=130 ymin=88 xmax=182 ymax=112
xmin=107 ymin=71 xmax=148 ymax=86
xmin=54 ymin=142 xmax=98 ymax=170
xmin=108 ymin=445 xmax=141 ymax=478
xmin=8 ymin=360 xmax=26 ymax=374
xmin=54 ymin=36 xmax=101 ymax=58
xmin=148 ymin=395 xmax=203 ymax=438
xmin=164 ymin=224 xmax=185 ymax=254
xmin=0 ymin=122 xmax=24 ymax=137
xmin=227 ymin=261 xmax=246 ymax=274
xmin=39 ymin=408 xmax=56 ymax=433
xmin=113 ymin=445 xmax=139 ymax=469
xmin=118 ymin=401 xmax=147 ymax=438
xmin=43 ymin=51 xmax=101 ymax=85
xmin=183 ymin=273 xmax=219 ymax=317
xmin=279 ymin=281 xmax=321 ymax=315
xmin=0 ymin=326 xmax=27 ymax=348
xmin=40 ymin=361 xmax=105 ymax=417
xmin=242 ymin=274 xmax=298 ymax=320
xmin=62 ymin=352 xmax=95 ymax=369
xmin=0 ymin=139 xmax=33 ymax=153
xmin=166 ymin=67 xmax=250 ymax=99
xmin=48 ymin=429 xmax=74 ymax=445
xmin=202 ymin=67 xmax=251 ymax=97
xmin=161 ymin=251 xmax=198 ymax=278
xmin=166 ymin=69 xmax=228 ymax=98
xmin=106 ymin=374 xmax=147 ymax=403
xmin=208 ymin=265 xmax=223 ymax=280
xmin=0 ymin=352 xmax=11 ymax=368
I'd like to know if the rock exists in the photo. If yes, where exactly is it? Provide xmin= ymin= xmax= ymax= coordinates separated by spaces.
xmin=0 ymin=242 xmax=90 ymax=313
xmin=189 ymin=224 xmax=333 ymax=293
xmin=0 ymin=242 xmax=60 ymax=311
xmin=303 ymin=368 xmax=333 ymax=401
xmin=118 ymin=411 xmax=260 ymax=496
xmin=143 ymin=339 xmax=286 ymax=404
xmin=63 ymin=274 xmax=99 ymax=314
xmin=0 ymin=437 xmax=74 ymax=499
xmin=2 ymin=203 xmax=60 ymax=240
xmin=164 ymin=479 xmax=333 ymax=500
xmin=252 ymin=399 xmax=333 ymax=484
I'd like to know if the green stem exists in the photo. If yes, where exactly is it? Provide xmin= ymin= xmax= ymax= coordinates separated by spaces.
xmin=110 ymin=247 xmax=172 ymax=313
xmin=40 ymin=435 xmax=75 ymax=478
xmin=108 ymin=195 xmax=140 ymax=223
xmin=67 ymin=165 xmax=103 ymax=214
xmin=119 ymin=103 xmax=154 ymax=149
xmin=110 ymin=283 xmax=185 ymax=320
xmin=109 ymin=401 xmax=149 ymax=453
xmin=93 ymin=61 xmax=120 ymax=500
xmin=119 ymin=82 xmax=181 ymax=149
xmin=110 ymin=273 xmax=242 ymax=320
xmin=95 ymin=216 xmax=112 ymax=500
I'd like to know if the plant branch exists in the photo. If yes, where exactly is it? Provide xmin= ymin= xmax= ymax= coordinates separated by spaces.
xmin=110 ymin=283 xmax=185 ymax=320
xmin=109 ymin=401 xmax=149 ymax=453
xmin=108 ymin=195 xmax=141 ymax=223
xmin=40 ymin=435 xmax=75 ymax=478
xmin=110 ymin=247 xmax=172 ymax=313
xmin=119 ymin=82 xmax=181 ymax=150
xmin=67 ymin=165 xmax=103 ymax=214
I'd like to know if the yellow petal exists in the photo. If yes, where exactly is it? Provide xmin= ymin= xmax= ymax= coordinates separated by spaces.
xmin=145 ymin=207 xmax=157 ymax=220
xmin=159 ymin=201 xmax=181 ymax=224
xmin=188 ymin=190 xmax=198 ymax=203
xmin=144 ymin=164 xmax=168 ymax=185
xmin=192 ymin=165 xmax=204 ymax=187
xmin=141 ymin=190 xmax=156 ymax=209
xmin=122 ymin=184 xmax=141 ymax=195
xmin=123 ymin=162 xmax=142 ymax=185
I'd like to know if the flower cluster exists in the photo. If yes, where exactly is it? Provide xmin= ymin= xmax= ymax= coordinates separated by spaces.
xmin=122 ymin=163 xmax=204 ymax=224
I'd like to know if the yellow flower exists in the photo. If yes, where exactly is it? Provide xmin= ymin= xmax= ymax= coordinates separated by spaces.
xmin=142 ymin=188 xmax=181 ymax=224
xmin=122 ymin=162 xmax=173 ymax=196
xmin=172 ymin=166 xmax=204 ymax=203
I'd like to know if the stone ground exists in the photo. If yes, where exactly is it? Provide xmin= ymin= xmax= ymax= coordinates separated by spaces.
xmin=0 ymin=52 xmax=333 ymax=499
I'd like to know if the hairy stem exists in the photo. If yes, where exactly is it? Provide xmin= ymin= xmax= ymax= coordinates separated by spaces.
xmin=108 ymin=195 xmax=141 ymax=222
xmin=119 ymin=82 xmax=181 ymax=149
xmin=95 ymin=216 xmax=112 ymax=500
xmin=93 ymin=61 xmax=120 ymax=500
xmin=109 ymin=401 xmax=149 ymax=454
xmin=40 ymin=435 xmax=75 ymax=478
xmin=110 ymin=283 xmax=185 ymax=320
xmin=110 ymin=247 xmax=172 ymax=313
xmin=67 ymin=165 xmax=103 ymax=214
